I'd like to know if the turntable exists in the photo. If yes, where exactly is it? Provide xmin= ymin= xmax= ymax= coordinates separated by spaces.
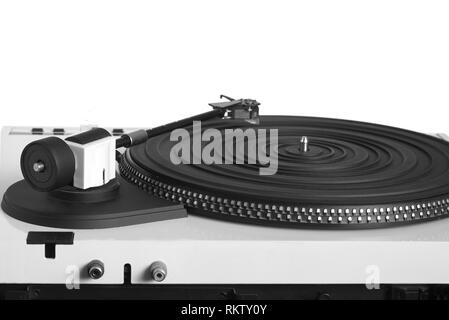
xmin=1 ymin=96 xmax=449 ymax=300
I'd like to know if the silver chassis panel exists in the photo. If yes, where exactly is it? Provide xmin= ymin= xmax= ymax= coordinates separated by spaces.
xmin=1 ymin=126 xmax=449 ymax=285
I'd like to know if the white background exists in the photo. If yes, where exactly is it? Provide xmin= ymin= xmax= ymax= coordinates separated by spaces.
xmin=0 ymin=0 xmax=448 ymax=133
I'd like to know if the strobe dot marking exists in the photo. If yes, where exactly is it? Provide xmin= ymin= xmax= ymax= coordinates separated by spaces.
xmin=120 ymin=154 xmax=449 ymax=229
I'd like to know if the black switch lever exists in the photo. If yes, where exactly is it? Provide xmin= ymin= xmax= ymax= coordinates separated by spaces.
xmin=26 ymin=232 xmax=74 ymax=259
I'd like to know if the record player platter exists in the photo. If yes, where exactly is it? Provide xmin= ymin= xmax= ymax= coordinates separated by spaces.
xmin=120 ymin=116 xmax=449 ymax=229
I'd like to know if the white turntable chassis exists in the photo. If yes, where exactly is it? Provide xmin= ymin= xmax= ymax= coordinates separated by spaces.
xmin=1 ymin=127 xmax=449 ymax=285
